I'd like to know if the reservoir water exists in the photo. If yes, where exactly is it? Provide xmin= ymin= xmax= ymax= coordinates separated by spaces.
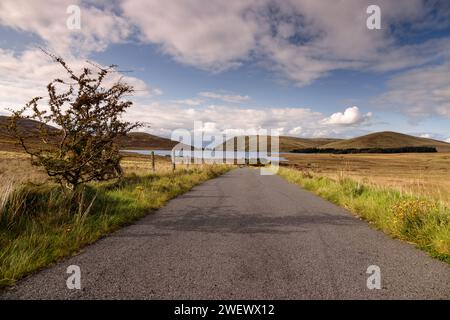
xmin=121 ymin=149 xmax=288 ymax=162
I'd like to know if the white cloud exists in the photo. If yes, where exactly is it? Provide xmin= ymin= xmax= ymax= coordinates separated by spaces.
xmin=0 ymin=48 xmax=160 ymax=112
xmin=120 ymin=0 xmax=450 ymax=86
xmin=0 ymin=0 xmax=131 ymax=55
xmin=124 ymin=102 xmax=372 ymax=139
xmin=1 ymin=0 xmax=449 ymax=131
xmin=121 ymin=0 xmax=261 ymax=71
xmin=173 ymin=92 xmax=250 ymax=107
xmin=288 ymin=126 xmax=303 ymax=135
xmin=445 ymin=138 xmax=450 ymax=143
xmin=199 ymin=91 xmax=251 ymax=104
xmin=173 ymin=99 xmax=203 ymax=106
xmin=0 ymin=47 xmax=374 ymax=138
xmin=420 ymin=133 xmax=432 ymax=139
xmin=1 ymin=0 xmax=449 ymax=87
xmin=321 ymin=106 xmax=372 ymax=126
xmin=374 ymin=63 xmax=450 ymax=119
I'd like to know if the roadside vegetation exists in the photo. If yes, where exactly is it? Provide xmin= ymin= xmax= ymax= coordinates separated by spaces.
xmin=284 ymin=153 xmax=450 ymax=202
xmin=0 ymin=153 xmax=230 ymax=288
xmin=278 ymin=166 xmax=450 ymax=264
xmin=0 ymin=53 xmax=232 ymax=288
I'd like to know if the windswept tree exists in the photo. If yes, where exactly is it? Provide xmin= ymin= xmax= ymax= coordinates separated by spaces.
xmin=8 ymin=52 xmax=141 ymax=191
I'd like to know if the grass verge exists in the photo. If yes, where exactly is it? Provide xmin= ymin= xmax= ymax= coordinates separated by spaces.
xmin=0 ymin=165 xmax=231 ymax=288
xmin=278 ymin=167 xmax=450 ymax=264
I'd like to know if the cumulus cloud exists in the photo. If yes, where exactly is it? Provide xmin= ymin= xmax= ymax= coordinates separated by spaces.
xmin=172 ymin=91 xmax=250 ymax=106
xmin=0 ymin=47 xmax=374 ymax=139
xmin=124 ymin=102 xmax=372 ymax=139
xmin=446 ymin=138 xmax=450 ymax=143
xmin=321 ymin=106 xmax=372 ymax=126
xmin=1 ymin=0 xmax=449 ymax=130
xmin=121 ymin=0 xmax=261 ymax=71
xmin=173 ymin=99 xmax=203 ymax=106
xmin=374 ymin=63 xmax=450 ymax=119
xmin=119 ymin=0 xmax=450 ymax=85
xmin=0 ymin=47 xmax=371 ymax=140
xmin=199 ymin=91 xmax=251 ymax=104
xmin=288 ymin=127 xmax=303 ymax=135
xmin=1 ymin=0 xmax=449 ymax=87
xmin=0 ymin=48 xmax=160 ymax=111
xmin=0 ymin=0 xmax=131 ymax=55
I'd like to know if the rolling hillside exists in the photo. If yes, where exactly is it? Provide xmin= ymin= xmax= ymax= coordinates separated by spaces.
xmin=115 ymin=132 xmax=178 ymax=150
xmin=217 ymin=132 xmax=450 ymax=153
xmin=2 ymin=116 xmax=449 ymax=153
xmin=0 ymin=116 xmax=178 ymax=152
xmin=0 ymin=116 xmax=60 ymax=152
xmin=217 ymin=135 xmax=342 ymax=152
xmin=320 ymin=131 xmax=450 ymax=152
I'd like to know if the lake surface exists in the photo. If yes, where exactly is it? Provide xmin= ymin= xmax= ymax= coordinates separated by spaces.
xmin=121 ymin=149 xmax=288 ymax=162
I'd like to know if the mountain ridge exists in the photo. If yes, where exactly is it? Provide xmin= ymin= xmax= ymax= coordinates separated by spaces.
xmin=1 ymin=116 xmax=449 ymax=153
xmin=0 ymin=116 xmax=177 ymax=151
xmin=320 ymin=131 xmax=450 ymax=152
xmin=218 ymin=131 xmax=450 ymax=153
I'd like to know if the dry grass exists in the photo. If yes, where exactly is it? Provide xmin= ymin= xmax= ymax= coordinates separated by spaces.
xmin=0 ymin=151 xmax=47 ymax=184
xmin=0 ymin=150 xmax=231 ymax=287
xmin=0 ymin=151 xmax=194 ymax=192
xmin=0 ymin=150 xmax=209 ymax=221
xmin=120 ymin=153 xmax=193 ymax=175
xmin=0 ymin=151 xmax=48 ymax=217
xmin=278 ymin=167 xmax=450 ymax=264
xmin=283 ymin=152 xmax=450 ymax=203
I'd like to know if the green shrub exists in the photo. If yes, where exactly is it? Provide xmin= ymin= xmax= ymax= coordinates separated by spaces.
xmin=391 ymin=199 xmax=438 ymax=237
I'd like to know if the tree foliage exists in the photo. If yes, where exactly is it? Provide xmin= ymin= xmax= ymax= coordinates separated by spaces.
xmin=8 ymin=52 xmax=141 ymax=190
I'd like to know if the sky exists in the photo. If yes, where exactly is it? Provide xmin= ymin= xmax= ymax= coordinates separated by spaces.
xmin=0 ymin=0 xmax=450 ymax=143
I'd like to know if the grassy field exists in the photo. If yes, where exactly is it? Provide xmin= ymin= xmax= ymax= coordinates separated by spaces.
xmin=0 ymin=151 xmax=231 ymax=288
xmin=279 ymin=154 xmax=450 ymax=264
xmin=283 ymin=152 xmax=450 ymax=203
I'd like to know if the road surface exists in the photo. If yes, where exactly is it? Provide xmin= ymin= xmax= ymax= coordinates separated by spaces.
xmin=2 ymin=168 xmax=449 ymax=299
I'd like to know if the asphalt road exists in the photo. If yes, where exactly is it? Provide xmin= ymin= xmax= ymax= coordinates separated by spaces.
xmin=2 ymin=168 xmax=449 ymax=299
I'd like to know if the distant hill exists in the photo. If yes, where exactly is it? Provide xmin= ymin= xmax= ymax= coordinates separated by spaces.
xmin=2 ymin=116 xmax=449 ymax=154
xmin=278 ymin=136 xmax=341 ymax=151
xmin=0 ymin=116 xmax=178 ymax=152
xmin=0 ymin=116 xmax=60 ymax=152
xmin=116 ymin=132 xmax=178 ymax=150
xmin=217 ymin=135 xmax=342 ymax=152
xmin=217 ymin=131 xmax=450 ymax=153
xmin=320 ymin=131 xmax=450 ymax=152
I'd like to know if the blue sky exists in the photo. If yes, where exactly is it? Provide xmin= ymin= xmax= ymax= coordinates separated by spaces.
xmin=1 ymin=0 xmax=450 ymax=142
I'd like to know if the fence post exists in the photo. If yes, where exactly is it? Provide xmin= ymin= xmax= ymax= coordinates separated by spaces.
xmin=172 ymin=149 xmax=176 ymax=172
xmin=151 ymin=151 xmax=155 ymax=173
xmin=186 ymin=149 xmax=190 ymax=168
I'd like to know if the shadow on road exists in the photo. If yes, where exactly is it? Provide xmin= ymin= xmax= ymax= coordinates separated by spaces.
xmin=112 ymin=203 xmax=359 ymax=237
